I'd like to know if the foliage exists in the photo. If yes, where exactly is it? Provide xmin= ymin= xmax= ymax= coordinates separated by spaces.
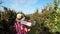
xmin=0 ymin=0 xmax=60 ymax=34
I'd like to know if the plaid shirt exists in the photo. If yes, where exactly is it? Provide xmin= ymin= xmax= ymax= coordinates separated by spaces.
xmin=14 ymin=22 xmax=28 ymax=34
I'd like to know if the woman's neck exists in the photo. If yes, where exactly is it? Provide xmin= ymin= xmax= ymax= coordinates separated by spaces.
xmin=16 ymin=18 xmax=21 ymax=22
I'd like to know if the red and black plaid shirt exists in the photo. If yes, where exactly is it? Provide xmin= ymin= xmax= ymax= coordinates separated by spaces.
xmin=14 ymin=22 xmax=28 ymax=34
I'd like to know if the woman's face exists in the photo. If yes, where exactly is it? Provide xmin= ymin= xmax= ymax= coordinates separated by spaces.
xmin=17 ymin=14 xmax=22 ymax=19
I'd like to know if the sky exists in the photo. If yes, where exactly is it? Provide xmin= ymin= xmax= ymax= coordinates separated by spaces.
xmin=0 ymin=0 xmax=54 ymax=14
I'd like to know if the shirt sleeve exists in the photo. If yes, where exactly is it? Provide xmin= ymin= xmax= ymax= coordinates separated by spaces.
xmin=24 ymin=27 xmax=28 ymax=32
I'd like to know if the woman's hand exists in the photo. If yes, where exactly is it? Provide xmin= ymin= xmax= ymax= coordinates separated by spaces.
xmin=28 ymin=28 xmax=31 ymax=32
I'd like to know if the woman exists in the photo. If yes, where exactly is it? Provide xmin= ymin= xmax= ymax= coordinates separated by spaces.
xmin=14 ymin=13 xmax=35 ymax=34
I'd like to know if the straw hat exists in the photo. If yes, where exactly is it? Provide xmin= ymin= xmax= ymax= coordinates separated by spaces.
xmin=16 ymin=13 xmax=23 ymax=19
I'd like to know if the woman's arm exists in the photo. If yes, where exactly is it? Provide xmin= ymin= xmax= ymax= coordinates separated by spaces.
xmin=21 ymin=21 xmax=32 ymax=27
xmin=21 ymin=20 xmax=36 ymax=27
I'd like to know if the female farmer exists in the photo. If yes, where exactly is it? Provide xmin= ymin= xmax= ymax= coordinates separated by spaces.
xmin=14 ymin=13 xmax=35 ymax=34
